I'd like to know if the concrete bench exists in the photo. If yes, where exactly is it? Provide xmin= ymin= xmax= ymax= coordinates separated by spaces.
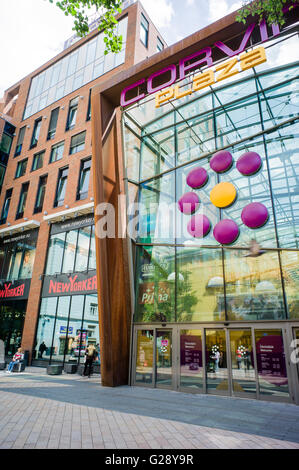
xmin=47 ymin=364 xmax=63 ymax=375
xmin=0 ymin=362 xmax=6 ymax=370
xmin=64 ymin=363 xmax=77 ymax=374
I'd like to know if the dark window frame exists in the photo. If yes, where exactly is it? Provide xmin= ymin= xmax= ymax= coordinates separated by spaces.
xmin=14 ymin=126 xmax=26 ymax=157
xmin=54 ymin=166 xmax=68 ymax=208
xmin=0 ymin=188 xmax=13 ymax=224
xmin=140 ymin=13 xmax=149 ymax=48
xmin=76 ymin=157 xmax=91 ymax=201
xmin=15 ymin=158 xmax=28 ymax=178
xmin=34 ymin=174 xmax=48 ymax=214
xmin=31 ymin=150 xmax=45 ymax=172
xmin=16 ymin=182 xmax=29 ymax=220
xmin=30 ymin=117 xmax=42 ymax=149
xmin=47 ymin=107 xmax=60 ymax=140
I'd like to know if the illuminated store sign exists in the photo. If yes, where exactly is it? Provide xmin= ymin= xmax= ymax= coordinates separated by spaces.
xmin=155 ymin=47 xmax=266 ymax=108
xmin=0 ymin=279 xmax=31 ymax=300
xmin=120 ymin=20 xmax=279 ymax=107
xmin=42 ymin=271 xmax=97 ymax=297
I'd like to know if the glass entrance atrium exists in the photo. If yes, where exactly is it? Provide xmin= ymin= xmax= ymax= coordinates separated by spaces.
xmin=122 ymin=39 xmax=299 ymax=323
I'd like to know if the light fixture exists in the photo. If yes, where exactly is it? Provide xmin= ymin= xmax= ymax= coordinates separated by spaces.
xmin=65 ymin=205 xmax=69 ymax=209
xmin=27 ymin=125 xmax=30 ymax=129
xmin=61 ymin=106 xmax=65 ymax=110
xmin=24 ymin=217 xmax=28 ymax=221
xmin=7 ymin=222 xmax=11 ymax=226
xmin=44 ymin=211 xmax=48 ymax=215
xmin=43 ymin=116 xmax=47 ymax=119
xmin=80 ymin=95 xmax=84 ymax=100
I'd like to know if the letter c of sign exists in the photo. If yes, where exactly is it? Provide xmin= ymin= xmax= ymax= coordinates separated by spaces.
xmin=120 ymin=79 xmax=146 ymax=107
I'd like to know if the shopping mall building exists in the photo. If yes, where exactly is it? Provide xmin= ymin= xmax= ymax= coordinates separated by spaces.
xmin=90 ymin=3 xmax=299 ymax=403
xmin=0 ymin=1 xmax=166 ymax=369
xmin=0 ymin=0 xmax=298 ymax=404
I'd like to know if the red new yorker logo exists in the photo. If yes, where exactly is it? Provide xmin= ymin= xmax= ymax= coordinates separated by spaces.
xmin=0 ymin=282 xmax=25 ymax=298
xmin=48 ymin=275 xmax=97 ymax=294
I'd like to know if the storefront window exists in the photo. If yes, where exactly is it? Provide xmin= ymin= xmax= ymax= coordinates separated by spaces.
xmin=224 ymin=249 xmax=285 ymax=321
xmin=74 ymin=226 xmax=91 ymax=272
xmin=19 ymin=248 xmax=35 ymax=279
xmin=35 ymin=297 xmax=57 ymax=360
xmin=51 ymin=296 xmax=71 ymax=362
xmin=136 ymin=330 xmax=154 ymax=384
xmin=88 ymin=226 xmax=97 ymax=270
xmin=78 ymin=294 xmax=100 ymax=365
xmin=65 ymin=295 xmax=85 ymax=363
xmin=135 ymin=246 xmax=175 ymax=323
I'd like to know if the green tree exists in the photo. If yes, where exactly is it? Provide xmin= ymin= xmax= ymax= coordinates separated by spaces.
xmin=49 ymin=0 xmax=123 ymax=54
xmin=236 ymin=0 xmax=297 ymax=26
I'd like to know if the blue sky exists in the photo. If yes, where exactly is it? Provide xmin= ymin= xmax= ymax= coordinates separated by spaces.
xmin=0 ymin=0 xmax=296 ymax=97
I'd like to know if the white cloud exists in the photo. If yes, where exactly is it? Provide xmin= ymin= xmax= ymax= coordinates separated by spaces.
xmin=140 ymin=0 xmax=175 ymax=29
xmin=186 ymin=0 xmax=195 ymax=5
xmin=208 ymin=0 xmax=243 ymax=23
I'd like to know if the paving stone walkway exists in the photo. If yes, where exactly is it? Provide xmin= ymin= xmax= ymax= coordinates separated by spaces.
xmin=0 ymin=367 xmax=298 ymax=449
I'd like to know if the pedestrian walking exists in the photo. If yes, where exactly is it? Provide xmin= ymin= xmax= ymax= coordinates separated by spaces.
xmin=82 ymin=344 xmax=97 ymax=377
xmin=6 ymin=348 xmax=24 ymax=373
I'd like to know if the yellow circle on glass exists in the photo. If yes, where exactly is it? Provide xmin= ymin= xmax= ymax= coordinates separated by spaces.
xmin=210 ymin=182 xmax=237 ymax=208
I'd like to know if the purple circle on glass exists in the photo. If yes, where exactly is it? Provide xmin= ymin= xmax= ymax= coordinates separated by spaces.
xmin=210 ymin=151 xmax=233 ymax=173
xmin=213 ymin=219 xmax=239 ymax=245
xmin=178 ymin=192 xmax=200 ymax=214
xmin=241 ymin=202 xmax=269 ymax=229
xmin=186 ymin=167 xmax=208 ymax=189
xmin=187 ymin=214 xmax=211 ymax=238
xmin=236 ymin=152 xmax=262 ymax=176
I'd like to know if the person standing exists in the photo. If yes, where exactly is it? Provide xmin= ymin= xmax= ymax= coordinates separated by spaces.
xmin=6 ymin=348 xmax=24 ymax=373
xmin=38 ymin=341 xmax=47 ymax=358
xmin=83 ymin=344 xmax=97 ymax=378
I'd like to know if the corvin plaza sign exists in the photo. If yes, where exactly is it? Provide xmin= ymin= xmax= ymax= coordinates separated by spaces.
xmin=120 ymin=19 xmax=281 ymax=108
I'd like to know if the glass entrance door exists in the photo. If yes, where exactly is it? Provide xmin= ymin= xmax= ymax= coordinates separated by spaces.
xmin=156 ymin=330 xmax=173 ymax=388
xmin=229 ymin=329 xmax=256 ymax=397
xmin=205 ymin=329 xmax=229 ymax=395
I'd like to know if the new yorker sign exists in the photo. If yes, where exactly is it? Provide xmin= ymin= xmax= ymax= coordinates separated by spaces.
xmin=120 ymin=19 xmax=284 ymax=108
xmin=0 ymin=279 xmax=31 ymax=300
xmin=42 ymin=271 xmax=97 ymax=297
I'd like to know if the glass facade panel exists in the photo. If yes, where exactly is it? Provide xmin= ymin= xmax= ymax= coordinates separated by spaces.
xmin=23 ymin=17 xmax=128 ymax=119
xmin=176 ymin=248 xmax=225 ymax=322
xmin=225 ymin=250 xmax=285 ymax=321
xmin=135 ymin=246 xmax=175 ymax=323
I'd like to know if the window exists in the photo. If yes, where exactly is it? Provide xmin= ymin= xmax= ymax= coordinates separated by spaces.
xmin=66 ymin=97 xmax=79 ymax=131
xmin=0 ymin=188 xmax=12 ymax=224
xmin=50 ymin=141 xmax=64 ymax=163
xmin=31 ymin=150 xmax=44 ymax=171
xmin=47 ymin=107 xmax=59 ymax=140
xmin=77 ymin=158 xmax=91 ymax=200
xmin=16 ymin=182 xmax=29 ymax=219
xmin=157 ymin=37 xmax=164 ymax=52
xmin=15 ymin=158 xmax=28 ymax=178
xmin=86 ymin=90 xmax=91 ymax=121
xmin=30 ymin=118 xmax=42 ymax=148
xmin=140 ymin=14 xmax=149 ymax=47
xmin=14 ymin=126 xmax=26 ymax=157
xmin=54 ymin=167 xmax=68 ymax=207
xmin=0 ymin=122 xmax=15 ymax=159
xmin=34 ymin=174 xmax=47 ymax=214
xmin=70 ymin=131 xmax=86 ymax=155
